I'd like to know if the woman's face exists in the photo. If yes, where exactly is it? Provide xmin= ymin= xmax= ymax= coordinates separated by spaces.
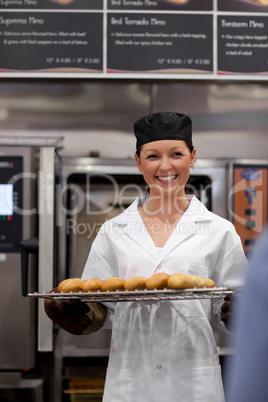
xmin=135 ymin=140 xmax=196 ymax=198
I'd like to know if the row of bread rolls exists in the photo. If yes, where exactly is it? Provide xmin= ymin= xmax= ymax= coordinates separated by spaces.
xmin=58 ymin=273 xmax=215 ymax=293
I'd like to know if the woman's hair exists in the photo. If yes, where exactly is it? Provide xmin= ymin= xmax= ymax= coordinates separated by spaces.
xmin=135 ymin=142 xmax=195 ymax=158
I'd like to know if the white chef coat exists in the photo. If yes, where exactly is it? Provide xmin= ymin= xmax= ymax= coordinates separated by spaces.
xmin=82 ymin=195 xmax=248 ymax=402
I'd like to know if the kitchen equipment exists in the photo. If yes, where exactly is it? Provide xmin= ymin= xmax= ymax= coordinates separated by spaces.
xmin=0 ymin=147 xmax=37 ymax=370
xmin=0 ymin=145 xmax=57 ymax=402
xmin=228 ymin=159 xmax=268 ymax=257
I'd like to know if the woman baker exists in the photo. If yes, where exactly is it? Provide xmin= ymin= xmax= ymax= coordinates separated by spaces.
xmin=45 ymin=112 xmax=248 ymax=402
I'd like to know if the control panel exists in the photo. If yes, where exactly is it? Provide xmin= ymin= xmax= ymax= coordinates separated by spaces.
xmin=230 ymin=162 xmax=268 ymax=257
xmin=0 ymin=156 xmax=23 ymax=253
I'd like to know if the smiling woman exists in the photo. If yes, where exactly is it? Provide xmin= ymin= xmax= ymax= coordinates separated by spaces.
xmin=45 ymin=111 xmax=248 ymax=402
xmin=79 ymin=112 xmax=247 ymax=402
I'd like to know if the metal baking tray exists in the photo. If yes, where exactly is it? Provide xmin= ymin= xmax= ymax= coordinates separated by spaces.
xmin=28 ymin=287 xmax=237 ymax=302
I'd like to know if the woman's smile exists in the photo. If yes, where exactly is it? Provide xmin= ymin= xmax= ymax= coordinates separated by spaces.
xmin=156 ymin=174 xmax=178 ymax=184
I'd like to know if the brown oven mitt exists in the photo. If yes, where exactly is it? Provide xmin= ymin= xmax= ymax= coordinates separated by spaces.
xmin=44 ymin=287 xmax=107 ymax=335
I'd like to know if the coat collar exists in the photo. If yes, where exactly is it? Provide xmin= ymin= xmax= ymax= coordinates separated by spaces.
xmin=111 ymin=195 xmax=212 ymax=262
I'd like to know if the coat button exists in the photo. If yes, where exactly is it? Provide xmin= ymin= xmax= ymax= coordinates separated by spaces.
xmin=157 ymin=314 xmax=161 ymax=319
xmin=157 ymin=365 xmax=162 ymax=369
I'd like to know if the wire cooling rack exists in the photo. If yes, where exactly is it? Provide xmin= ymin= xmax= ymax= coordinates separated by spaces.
xmin=28 ymin=287 xmax=238 ymax=302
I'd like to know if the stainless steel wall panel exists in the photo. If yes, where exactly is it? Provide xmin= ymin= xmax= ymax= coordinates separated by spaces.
xmin=38 ymin=147 xmax=55 ymax=352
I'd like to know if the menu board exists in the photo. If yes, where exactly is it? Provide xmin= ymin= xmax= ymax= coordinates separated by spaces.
xmin=0 ymin=12 xmax=103 ymax=72
xmin=107 ymin=14 xmax=213 ymax=74
xmin=0 ymin=0 xmax=268 ymax=79
xmin=218 ymin=15 xmax=268 ymax=75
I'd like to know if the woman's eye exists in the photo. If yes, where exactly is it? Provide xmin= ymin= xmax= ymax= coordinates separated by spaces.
xmin=147 ymin=154 xmax=158 ymax=159
xmin=172 ymin=152 xmax=183 ymax=157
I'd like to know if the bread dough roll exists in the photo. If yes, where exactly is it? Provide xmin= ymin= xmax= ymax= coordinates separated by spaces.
xmin=58 ymin=278 xmax=85 ymax=293
xmin=168 ymin=274 xmax=195 ymax=289
xmin=124 ymin=277 xmax=148 ymax=291
xmin=146 ymin=273 xmax=170 ymax=290
xmin=83 ymin=279 xmax=103 ymax=292
xmin=167 ymin=274 xmax=215 ymax=289
xmin=101 ymin=277 xmax=125 ymax=291
xmin=199 ymin=277 xmax=216 ymax=288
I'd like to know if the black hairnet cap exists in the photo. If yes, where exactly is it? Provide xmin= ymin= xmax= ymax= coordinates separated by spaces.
xmin=134 ymin=112 xmax=192 ymax=150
